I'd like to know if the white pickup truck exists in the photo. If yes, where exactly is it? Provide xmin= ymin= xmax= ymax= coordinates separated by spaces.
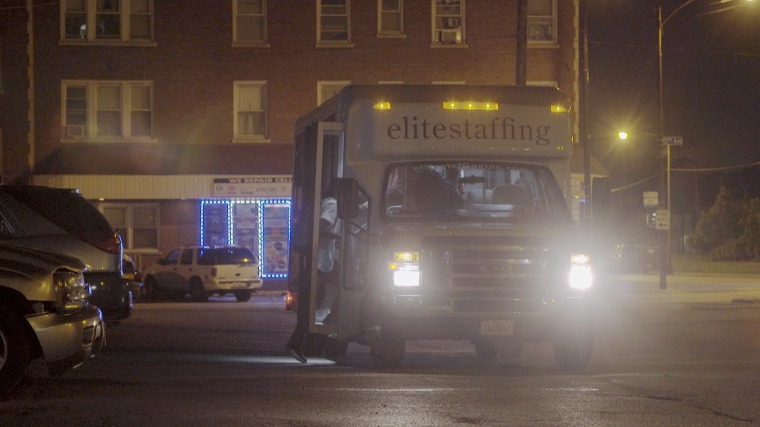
xmin=142 ymin=246 xmax=263 ymax=302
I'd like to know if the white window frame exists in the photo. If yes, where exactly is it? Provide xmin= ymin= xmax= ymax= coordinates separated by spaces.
xmin=101 ymin=203 xmax=160 ymax=252
xmin=61 ymin=80 xmax=155 ymax=142
xmin=233 ymin=0 xmax=269 ymax=47
xmin=233 ymin=81 xmax=269 ymax=142
xmin=317 ymin=0 xmax=353 ymax=47
xmin=527 ymin=0 xmax=557 ymax=46
xmin=61 ymin=0 xmax=155 ymax=46
xmin=377 ymin=0 xmax=404 ymax=38
xmin=317 ymin=81 xmax=351 ymax=105
xmin=431 ymin=0 xmax=466 ymax=47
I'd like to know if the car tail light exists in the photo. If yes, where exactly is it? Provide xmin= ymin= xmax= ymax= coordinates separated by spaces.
xmin=81 ymin=231 xmax=122 ymax=255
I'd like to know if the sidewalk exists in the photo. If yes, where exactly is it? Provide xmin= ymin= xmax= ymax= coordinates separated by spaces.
xmin=601 ymin=273 xmax=760 ymax=306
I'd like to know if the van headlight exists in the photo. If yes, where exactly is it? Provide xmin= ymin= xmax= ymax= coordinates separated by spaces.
xmin=54 ymin=270 xmax=91 ymax=313
xmin=389 ymin=251 xmax=420 ymax=287
xmin=568 ymin=253 xmax=593 ymax=290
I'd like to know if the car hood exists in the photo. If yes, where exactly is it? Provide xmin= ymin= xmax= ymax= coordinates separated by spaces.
xmin=0 ymin=242 xmax=86 ymax=278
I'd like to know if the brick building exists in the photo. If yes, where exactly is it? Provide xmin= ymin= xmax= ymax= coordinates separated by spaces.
xmin=0 ymin=0 xmax=586 ymax=290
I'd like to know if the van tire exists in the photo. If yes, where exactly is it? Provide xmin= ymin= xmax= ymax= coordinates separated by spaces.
xmin=324 ymin=338 xmax=348 ymax=362
xmin=553 ymin=315 xmax=593 ymax=371
xmin=370 ymin=330 xmax=405 ymax=369
xmin=473 ymin=339 xmax=498 ymax=360
xmin=0 ymin=306 xmax=30 ymax=395
xmin=302 ymin=333 xmax=325 ymax=357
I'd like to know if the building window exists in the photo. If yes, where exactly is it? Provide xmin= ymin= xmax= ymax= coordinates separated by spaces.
xmin=432 ymin=0 xmax=464 ymax=46
xmin=527 ymin=0 xmax=556 ymax=44
xmin=318 ymin=81 xmax=350 ymax=105
xmin=62 ymin=0 xmax=154 ymax=45
xmin=62 ymin=80 xmax=154 ymax=141
xmin=234 ymin=81 xmax=268 ymax=141
xmin=318 ymin=0 xmax=351 ymax=46
xmin=102 ymin=203 xmax=159 ymax=251
xmin=233 ymin=0 xmax=267 ymax=46
xmin=378 ymin=0 xmax=403 ymax=37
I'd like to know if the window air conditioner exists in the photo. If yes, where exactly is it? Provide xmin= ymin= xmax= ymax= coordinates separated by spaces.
xmin=66 ymin=124 xmax=85 ymax=138
xmin=439 ymin=29 xmax=461 ymax=43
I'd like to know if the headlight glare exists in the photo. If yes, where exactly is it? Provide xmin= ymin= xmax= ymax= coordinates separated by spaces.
xmin=568 ymin=253 xmax=593 ymax=290
xmin=390 ymin=251 xmax=420 ymax=287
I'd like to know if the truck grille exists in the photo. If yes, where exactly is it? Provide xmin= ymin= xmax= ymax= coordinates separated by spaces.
xmin=421 ymin=236 xmax=556 ymax=313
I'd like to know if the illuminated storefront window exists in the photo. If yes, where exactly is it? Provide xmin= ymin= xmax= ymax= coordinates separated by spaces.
xmin=200 ymin=198 xmax=290 ymax=278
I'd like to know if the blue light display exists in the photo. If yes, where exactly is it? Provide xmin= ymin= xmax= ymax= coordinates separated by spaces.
xmin=200 ymin=198 xmax=291 ymax=278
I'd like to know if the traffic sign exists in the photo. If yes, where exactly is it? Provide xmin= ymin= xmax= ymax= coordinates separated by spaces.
xmin=643 ymin=191 xmax=658 ymax=207
xmin=660 ymin=136 xmax=683 ymax=146
xmin=655 ymin=209 xmax=669 ymax=230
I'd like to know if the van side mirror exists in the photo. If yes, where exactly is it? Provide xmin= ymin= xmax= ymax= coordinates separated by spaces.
xmin=334 ymin=178 xmax=359 ymax=220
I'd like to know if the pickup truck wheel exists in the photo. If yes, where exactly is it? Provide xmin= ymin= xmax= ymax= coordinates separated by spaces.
xmin=234 ymin=291 xmax=251 ymax=302
xmin=0 ymin=306 xmax=31 ymax=395
xmin=370 ymin=330 xmax=405 ymax=369
xmin=190 ymin=280 xmax=208 ymax=302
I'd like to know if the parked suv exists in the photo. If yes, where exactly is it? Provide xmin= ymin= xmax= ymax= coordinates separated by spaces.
xmin=0 ymin=185 xmax=131 ymax=323
xmin=0 ymin=243 xmax=105 ymax=395
xmin=142 ymin=246 xmax=263 ymax=302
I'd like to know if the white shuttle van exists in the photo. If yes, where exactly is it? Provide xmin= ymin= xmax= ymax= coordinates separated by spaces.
xmin=288 ymin=85 xmax=595 ymax=370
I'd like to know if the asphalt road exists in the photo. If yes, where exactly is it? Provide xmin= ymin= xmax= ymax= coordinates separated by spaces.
xmin=2 ymin=274 xmax=760 ymax=426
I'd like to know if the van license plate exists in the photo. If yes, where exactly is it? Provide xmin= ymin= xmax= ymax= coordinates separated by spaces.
xmin=480 ymin=319 xmax=514 ymax=336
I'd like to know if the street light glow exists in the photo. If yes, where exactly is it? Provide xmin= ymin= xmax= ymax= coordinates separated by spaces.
xmin=618 ymin=131 xmax=629 ymax=141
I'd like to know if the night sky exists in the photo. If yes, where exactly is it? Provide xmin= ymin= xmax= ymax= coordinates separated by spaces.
xmin=586 ymin=0 xmax=760 ymax=205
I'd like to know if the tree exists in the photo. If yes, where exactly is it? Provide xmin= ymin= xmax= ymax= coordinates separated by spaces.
xmin=693 ymin=185 xmax=742 ymax=258
xmin=739 ymin=197 xmax=760 ymax=260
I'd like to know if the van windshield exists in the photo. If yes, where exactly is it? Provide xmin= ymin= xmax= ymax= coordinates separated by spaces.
xmin=382 ymin=162 xmax=571 ymax=222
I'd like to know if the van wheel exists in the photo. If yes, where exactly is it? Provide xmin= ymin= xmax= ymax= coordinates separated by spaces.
xmin=370 ymin=330 xmax=405 ymax=369
xmin=473 ymin=339 xmax=498 ymax=360
xmin=0 ymin=305 xmax=30 ymax=395
xmin=325 ymin=338 xmax=348 ymax=362
xmin=190 ymin=279 xmax=208 ymax=302
xmin=302 ymin=333 xmax=325 ymax=358
xmin=553 ymin=316 xmax=594 ymax=371
xmin=144 ymin=277 xmax=159 ymax=301
xmin=234 ymin=291 xmax=251 ymax=302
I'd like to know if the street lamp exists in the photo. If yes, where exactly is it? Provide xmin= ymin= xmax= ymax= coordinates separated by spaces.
xmin=656 ymin=0 xmax=752 ymax=289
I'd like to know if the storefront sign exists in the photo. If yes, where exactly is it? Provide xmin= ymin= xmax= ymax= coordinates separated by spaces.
xmin=213 ymin=176 xmax=292 ymax=198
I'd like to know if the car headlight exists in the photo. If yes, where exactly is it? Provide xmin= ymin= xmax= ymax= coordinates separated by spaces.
xmin=389 ymin=251 xmax=420 ymax=287
xmin=54 ymin=270 xmax=91 ymax=313
xmin=568 ymin=253 xmax=593 ymax=290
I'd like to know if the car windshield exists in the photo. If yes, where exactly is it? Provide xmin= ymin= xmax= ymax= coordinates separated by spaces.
xmin=382 ymin=161 xmax=571 ymax=222
xmin=198 ymin=247 xmax=256 ymax=265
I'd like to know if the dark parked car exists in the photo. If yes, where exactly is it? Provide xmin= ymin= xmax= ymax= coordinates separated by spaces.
xmin=0 ymin=185 xmax=132 ymax=324
xmin=0 ymin=243 xmax=105 ymax=395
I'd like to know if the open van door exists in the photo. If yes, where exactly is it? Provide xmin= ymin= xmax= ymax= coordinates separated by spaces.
xmin=288 ymin=121 xmax=346 ymax=356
